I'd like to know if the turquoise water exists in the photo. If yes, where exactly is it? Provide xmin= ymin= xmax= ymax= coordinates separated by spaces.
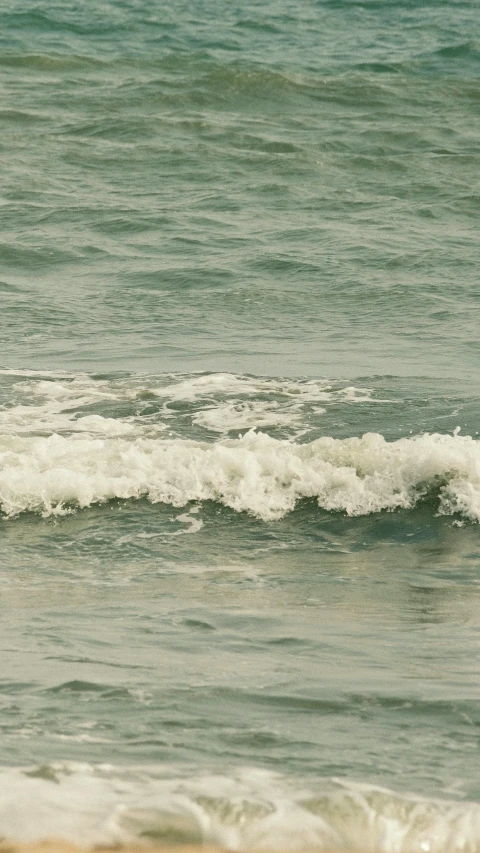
xmin=1 ymin=0 xmax=480 ymax=847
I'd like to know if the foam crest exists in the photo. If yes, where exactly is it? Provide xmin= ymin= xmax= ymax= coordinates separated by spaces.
xmin=0 ymin=428 xmax=479 ymax=521
xmin=1 ymin=764 xmax=480 ymax=852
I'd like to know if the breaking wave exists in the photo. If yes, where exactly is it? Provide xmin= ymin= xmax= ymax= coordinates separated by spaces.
xmin=2 ymin=763 xmax=480 ymax=851
xmin=0 ymin=427 xmax=479 ymax=522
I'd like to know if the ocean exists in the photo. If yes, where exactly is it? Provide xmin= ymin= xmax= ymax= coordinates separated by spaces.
xmin=1 ymin=0 xmax=480 ymax=848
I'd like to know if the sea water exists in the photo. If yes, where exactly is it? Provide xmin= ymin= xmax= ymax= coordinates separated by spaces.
xmin=1 ymin=0 xmax=480 ymax=848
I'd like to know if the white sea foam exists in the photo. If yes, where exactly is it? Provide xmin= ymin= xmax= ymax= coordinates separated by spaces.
xmin=192 ymin=401 xmax=311 ymax=433
xmin=149 ymin=373 xmax=360 ymax=405
xmin=1 ymin=375 xmax=133 ymax=436
xmin=1 ymin=372 xmax=384 ymax=439
xmin=2 ymin=372 xmax=471 ymax=523
xmin=1 ymin=763 xmax=480 ymax=852
xmin=0 ymin=428 xmax=479 ymax=521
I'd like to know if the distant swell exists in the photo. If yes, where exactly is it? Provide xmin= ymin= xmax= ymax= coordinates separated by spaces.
xmin=0 ymin=429 xmax=479 ymax=522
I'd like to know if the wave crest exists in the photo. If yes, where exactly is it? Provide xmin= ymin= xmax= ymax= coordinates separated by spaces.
xmin=0 ymin=429 xmax=479 ymax=521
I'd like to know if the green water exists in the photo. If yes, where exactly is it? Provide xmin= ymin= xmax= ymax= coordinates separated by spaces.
xmin=1 ymin=0 xmax=480 ymax=846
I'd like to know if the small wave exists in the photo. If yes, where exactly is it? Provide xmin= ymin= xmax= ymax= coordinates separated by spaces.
xmin=0 ymin=427 xmax=479 ymax=522
xmin=0 ymin=372 xmax=475 ymax=524
xmin=0 ymin=52 xmax=107 ymax=71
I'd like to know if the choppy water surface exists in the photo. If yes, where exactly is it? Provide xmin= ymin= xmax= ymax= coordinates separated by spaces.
xmin=1 ymin=0 xmax=480 ymax=848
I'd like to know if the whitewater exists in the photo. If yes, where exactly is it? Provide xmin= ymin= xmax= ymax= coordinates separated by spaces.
xmin=2 ymin=764 xmax=480 ymax=852
xmin=1 ymin=428 xmax=480 ymax=522
xmin=0 ymin=371 xmax=478 ymax=522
